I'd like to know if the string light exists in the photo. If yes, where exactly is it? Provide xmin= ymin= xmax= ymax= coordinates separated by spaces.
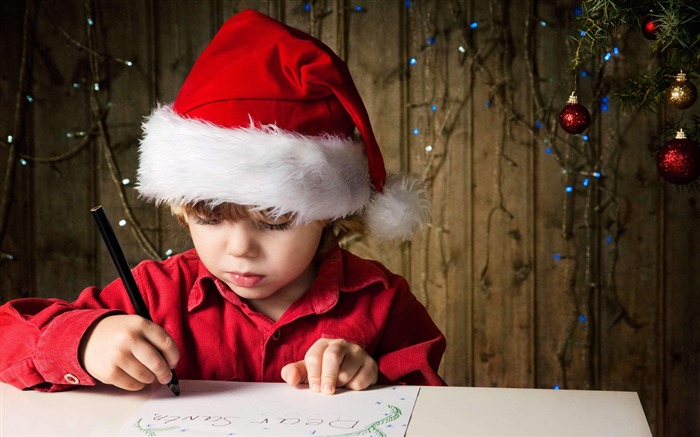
xmin=118 ymin=219 xmax=127 ymax=227
xmin=425 ymin=145 xmax=433 ymax=152
xmin=553 ymin=253 xmax=562 ymax=261
xmin=578 ymin=315 xmax=587 ymax=323
xmin=427 ymin=36 xmax=436 ymax=45
xmin=122 ymin=178 xmax=131 ymax=185
xmin=565 ymin=186 xmax=574 ymax=193
xmin=582 ymin=178 xmax=589 ymax=187
xmin=7 ymin=135 xmax=13 ymax=143
xmin=554 ymin=384 xmax=561 ymax=390
xmin=469 ymin=21 xmax=478 ymax=29
xmin=25 ymin=95 xmax=33 ymax=103
xmin=20 ymin=159 xmax=27 ymax=166
xmin=458 ymin=46 xmax=466 ymax=53
xmin=582 ymin=135 xmax=589 ymax=141
xmin=412 ymin=128 xmax=420 ymax=135
xmin=165 ymin=249 xmax=173 ymax=256
xmin=534 ymin=121 xmax=542 ymax=129
xmin=87 ymin=18 xmax=94 ymax=26
xmin=431 ymin=104 xmax=438 ymax=111
xmin=409 ymin=57 xmax=417 ymax=66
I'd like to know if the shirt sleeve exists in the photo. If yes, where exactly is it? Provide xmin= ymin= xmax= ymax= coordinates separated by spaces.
xmin=0 ymin=281 xmax=134 ymax=391
xmin=374 ymin=275 xmax=447 ymax=386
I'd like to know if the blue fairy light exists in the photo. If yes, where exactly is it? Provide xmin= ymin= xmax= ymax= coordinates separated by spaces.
xmin=545 ymin=147 xmax=552 ymax=154
xmin=579 ymin=30 xmax=586 ymax=37
xmin=603 ymin=52 xmax=612 ymax=61
xmin=470 ymin=21 xmax=478 ymax=29
xmin=580 ymin=71 xmax=588 ymax=77
xmin=427 ymin=36 xmax=436 ymax=45
xmin=431 ymin=104 xmax=438 ymax=111
xmin=553 ymin=253 xmax=561 ymax=261
xmin=534 ymin=121 xmax=542 ymax=129
xmin=582 ymin=178 xmax=589 ymax=187
xmin=565 ymin=186 xmax=574 ymax=193
xmin=554 ymin=385 xmax=561 ymax=390
xmin=304 ymin=3 xmax=311 ymax=11
xmin=573 ymin=7 xmax=583 ymax=16
xmin=409 ymin=57 xmax=417 ymax=66
xmin=405 ymin=0 xmax=412 ymax=7
xmin=539 ymin=21 xmax=548 ymax=27
xmin=592 ymin=171 xmax=601 ymax=178
xmin=354 ymin=5 xmax=364 ymax=12
xmin=579 ymin=315 xmax=587 ymax=323
xmin=582 ymin=135 xmax=589 ymax=141
xmin=605 ymin=235 xmax=613 ymax=244
xmin=413 ymin=128 xmax=420 ymax=135
xmin=613 ymin=47 xmax=619 ymax=55
xmin=485 ymin=101 xmax=492 ymax=108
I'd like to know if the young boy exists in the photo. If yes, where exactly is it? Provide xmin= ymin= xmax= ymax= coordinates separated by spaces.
xmin=0 ymin=9 xmax=446 ymax=395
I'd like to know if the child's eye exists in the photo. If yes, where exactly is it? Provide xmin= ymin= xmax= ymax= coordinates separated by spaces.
xmin=256 ymin=219 xmax=291 ymax=231
xmin=194 ymin=215 xmax=219 ymax=225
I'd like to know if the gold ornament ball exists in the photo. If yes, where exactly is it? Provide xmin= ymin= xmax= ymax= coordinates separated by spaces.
xmin=667 ymin=72 xmax=697 ymax=109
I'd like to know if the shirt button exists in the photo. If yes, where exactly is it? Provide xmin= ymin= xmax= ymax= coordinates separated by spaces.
xmin=63 ymin=374 xmax=80 ymax=385
xmin=272 ymin=329 xmax=281 ymax=341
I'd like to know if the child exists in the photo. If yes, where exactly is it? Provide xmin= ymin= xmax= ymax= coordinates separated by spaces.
xmin=0 ymin=9 xmax=446 ymax=395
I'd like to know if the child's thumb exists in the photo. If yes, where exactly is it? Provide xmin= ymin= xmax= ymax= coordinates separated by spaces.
xmin=281 ymin=361 xmax=307 ymax=386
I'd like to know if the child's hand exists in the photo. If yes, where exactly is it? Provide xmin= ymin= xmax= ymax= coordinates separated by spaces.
xmin=79 ymin=315 xmax=179 ymax=391
xmin=280 ymin=338 xmax=378 ymax=395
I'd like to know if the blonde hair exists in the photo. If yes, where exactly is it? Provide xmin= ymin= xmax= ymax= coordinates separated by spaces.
xmin=170 ymin=202 xmax=366 ymax=255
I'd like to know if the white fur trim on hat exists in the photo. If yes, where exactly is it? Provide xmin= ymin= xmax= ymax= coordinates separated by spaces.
xmin=365 ymin=174 xmax=431 ymax=241
xmin=137 ymin=106 xmax=372 ymax=222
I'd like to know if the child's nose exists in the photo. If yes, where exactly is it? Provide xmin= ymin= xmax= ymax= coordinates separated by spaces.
xmin=225 ymin=222 xmax=259 ymax=257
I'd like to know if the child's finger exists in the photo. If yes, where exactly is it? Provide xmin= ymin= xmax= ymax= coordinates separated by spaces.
xmin=131 ymin=341 xmax=173 ymax=385
xmin=280 ymin=361 xmax=307 ymax=386
xmin=303 ymin=339 xmax=329 ymax=392
xmin=102 ymin=365 xmax=149 ymax=392
xmin=319 ymin=342 xmax=345 ymax=394
xmin=343 ymin=360 xmax=378 ymax=391
xmin=140 ymin=319 xmax=180 ymax=372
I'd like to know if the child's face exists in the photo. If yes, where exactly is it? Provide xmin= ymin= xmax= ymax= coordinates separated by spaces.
xmin=186 ymin=211 xmax=324 ymax=312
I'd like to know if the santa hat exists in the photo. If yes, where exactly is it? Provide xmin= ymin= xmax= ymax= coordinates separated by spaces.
xmin=137 ymin=9 xmax=429 ymax=240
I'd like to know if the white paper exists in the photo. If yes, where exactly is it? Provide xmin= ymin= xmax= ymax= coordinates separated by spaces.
xmin=117 ymin=380 xmax=419 ymax=436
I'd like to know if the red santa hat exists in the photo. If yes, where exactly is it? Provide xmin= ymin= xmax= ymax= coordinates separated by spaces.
xmin=137 ymin=9 xmax=429 ymax=240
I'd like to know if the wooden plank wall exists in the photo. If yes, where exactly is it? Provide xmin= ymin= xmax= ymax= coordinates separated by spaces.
xmin=1 ymin=0 xmax=698 ymax=435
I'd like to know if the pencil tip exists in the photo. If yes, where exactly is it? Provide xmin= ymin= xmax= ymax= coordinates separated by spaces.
xmin=168 ymin=372 xmax=180 ymax=396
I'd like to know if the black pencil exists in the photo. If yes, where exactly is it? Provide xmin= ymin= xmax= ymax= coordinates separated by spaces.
xmin=90 ymin=205 xmax=180 ymax=396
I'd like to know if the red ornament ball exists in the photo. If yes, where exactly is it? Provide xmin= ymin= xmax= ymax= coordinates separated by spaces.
xmin=559 ymin=93 xmax=591 ymax=134
xmin=641 ymin=16 xmax=658 ymax=40
xmin=656 ymin=130 xmax=700 ymax=185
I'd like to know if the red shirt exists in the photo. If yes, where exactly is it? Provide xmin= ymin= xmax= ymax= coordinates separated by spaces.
xmin=0 ymin=247 xmax=446 ymax=391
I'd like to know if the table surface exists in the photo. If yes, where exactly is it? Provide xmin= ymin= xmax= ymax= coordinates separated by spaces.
xmin=1 ymin=381 xmax=652 ymax=436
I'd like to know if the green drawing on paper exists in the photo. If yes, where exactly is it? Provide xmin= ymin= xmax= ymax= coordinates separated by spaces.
xmin=320 ymin=404 xmax=402 ymax=437
xmin=133 ymin=418 xmax=178 ymax=436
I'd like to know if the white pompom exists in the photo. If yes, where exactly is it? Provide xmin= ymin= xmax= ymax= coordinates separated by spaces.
xmin=365 ymin=173 xmax=431 ymax=241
